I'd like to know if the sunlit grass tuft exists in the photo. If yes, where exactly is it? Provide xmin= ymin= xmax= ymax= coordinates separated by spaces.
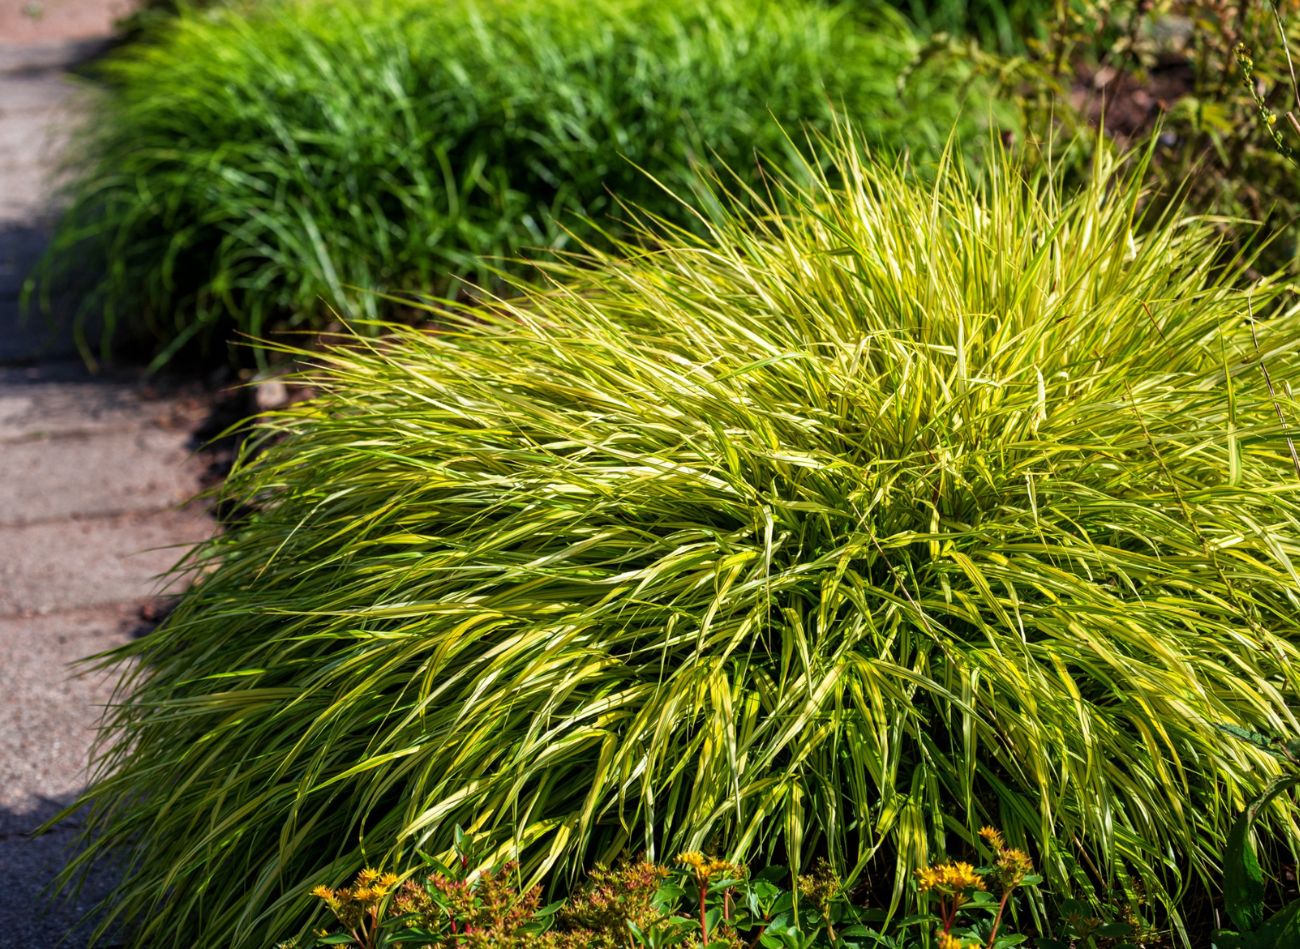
xmin=66 ymin=137 xmax=1300 ymax=946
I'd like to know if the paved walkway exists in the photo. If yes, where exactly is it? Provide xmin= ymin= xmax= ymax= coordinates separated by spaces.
xmin=0 ymin=16 xmax=213 ymax=948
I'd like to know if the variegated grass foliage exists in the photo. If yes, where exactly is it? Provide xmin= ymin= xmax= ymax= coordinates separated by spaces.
xmin=68 ymin=139 xmax=1300 ymax=946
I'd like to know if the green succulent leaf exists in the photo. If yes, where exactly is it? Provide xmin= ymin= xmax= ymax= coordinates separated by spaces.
xmin=1224 ymin=775 xmax=1300 ymax=933
xmin=1245 ymin=900 xmax=1300 ymax=947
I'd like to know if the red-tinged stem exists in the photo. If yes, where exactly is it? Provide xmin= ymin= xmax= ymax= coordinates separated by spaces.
xmin=986 ymin=892 xmax=1011 ymax=949
xmin=941 ymin=897 xmax=957 ymax=933
xmin=700 ymin=881 xmax=710 ymax=941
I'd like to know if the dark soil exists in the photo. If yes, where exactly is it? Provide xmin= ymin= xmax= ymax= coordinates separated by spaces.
xmin=1071 ymin=55 xmax=1197 ymax=142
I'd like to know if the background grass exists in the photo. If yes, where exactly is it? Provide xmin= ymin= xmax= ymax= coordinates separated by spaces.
xmin=872 ymin=0 xmax=1060 ymax=52
xmin=36 ymin=0 xmax=987 ymax=367
xmin=62 ymin=138 xmax=1300 ymax=947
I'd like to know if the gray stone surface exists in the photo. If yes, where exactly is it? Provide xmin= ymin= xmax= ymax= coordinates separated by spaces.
xmin=0 ymin=361 xmax=183 ymax=436
xmin=0 ymin=38 xmax=114 ymax=75
xmin=0 ymin=427 xmax=202 ymax=525
xmin=0 ymin=100 xmax=73 ymax=156
xmin=0 ymin=363 xmax=172 ymax=439
xmin=0 ymin=508 xmax=210 ymax=614
xmin=1 ymin=2 xmax=136 ymax=45
xmin=0 ymin=223 xmax=49 ymax=297
xmin=0 ymin=819 xmax=122 ymax=948
xmin=0 ymin=606 xmax=136 ymax=823
xmin=0 ymin=297 xmax=80 ymax=364
xmin=2 ymin=606 xmax=133 ymax=948
xmin=0 ymin=71 xmax=87 ymax=111
xmin=0 ymin=12 xmax=211 ymax=945
xmin=0 ymin=74 xmax=76 ymax=229
xmin=0 ymin=187 xmax=54 ymax=224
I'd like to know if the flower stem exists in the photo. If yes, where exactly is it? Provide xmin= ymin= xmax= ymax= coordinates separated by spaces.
xmin=986 ymin=891 xmax=1011 ymax=949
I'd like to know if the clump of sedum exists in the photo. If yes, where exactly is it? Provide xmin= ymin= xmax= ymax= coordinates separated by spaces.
xmin=65 ymin=139 xmax=1300 ymax=946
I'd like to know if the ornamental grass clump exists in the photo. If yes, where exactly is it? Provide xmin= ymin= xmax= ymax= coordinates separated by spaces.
xmin=66 ymin=139 xmax=1300 ymax=946
xmin=34 ymin=0 xmax=975 ymax=367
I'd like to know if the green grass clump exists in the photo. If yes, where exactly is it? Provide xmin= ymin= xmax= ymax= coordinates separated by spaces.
xmin=39 ymin=0 xmax=976 ymax=367
xmin=870 ymin=0 xmax=1057 ymax=53
xmin=66 ymin=138 xmax=1300 ymax=947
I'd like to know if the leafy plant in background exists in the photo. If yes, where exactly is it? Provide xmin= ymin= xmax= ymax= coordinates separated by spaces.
xmin=917 ymin=0 xmax=1300 ymax=275
xmin=55 ymin=136 xmax=1300 ymax=947
xmin=860 ymin=0 xmax=1059 ymax=54
xmin=31 ymin=0 xmax=983 ymax=368
xmin=1213 ymin=726 xmax=1300 ymax=948
xmin=1077 ymin=0 xmax=1300 ymax=275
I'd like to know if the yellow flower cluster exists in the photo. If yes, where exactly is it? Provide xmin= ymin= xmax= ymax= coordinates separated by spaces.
xmin=981 ymin=825 xmax=1035 ymax=889
xmin=915 ymin=861 xmax=986 ymax=894
xmin=675 ymin=851 xmax=745 ymax=883
xmin=311 ymin=868 xmax=401 ymax=916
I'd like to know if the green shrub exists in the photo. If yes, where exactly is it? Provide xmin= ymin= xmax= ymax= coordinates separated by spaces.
xmin=36 ymin=0 xmax=978 ymax=367
xmin=61 ymin=138 xmax=1300 ymax=947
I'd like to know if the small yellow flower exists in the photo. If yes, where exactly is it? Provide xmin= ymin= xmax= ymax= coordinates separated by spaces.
xmin=356 ymin=868 xmax=380 ymax=887
xmin=978 ymin=826 xmax=1005 ymax=851
xmin=705 ymin=858 xmax=745 ymax=880
xmin=996 ymin=847 xmax=1034 ymax=887
xmin=676 ymin=851 xmax=707 ymax=873
xmin=676 ymin=850 xmax=745 ymax=884
xmin=945 ymin=862 xmax=985 ymax=890
xmin=915 ymin=861 xmax=986 ymax=893
xmin=915 ymin=865 xmax=943 ymax=893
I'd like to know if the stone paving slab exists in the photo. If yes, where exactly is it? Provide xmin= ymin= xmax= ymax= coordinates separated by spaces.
xmin=0 ymin=7 xmax=205 ymax=945
xmin=0 ymin=427 xmax=202 ymax=525
xmin=0 ymin=364 xmax=175 ymax=439
xmin=0 ymin=39 xmax=113 ymax=77
xmin=0 ymin=94 xmax=79 ymax=144
xmin=2 ymin=605 xmax=134 ymax=949
xmin=0 ymin=507 xmax=212 ymax=615
xmin=0 ymin=604 xmax=136 ymax=826
xmin=0 ymin=1 xmax=135 ymax=45
xmin=0 ymin=71 xmax=86 ymax=110
xmin=0 ymin=120 xmax=72 ymax=168
xmin=0 ymin=177 xmax=67 ymax=230
xmin=0 ymin=223 xmax=50 ymax=298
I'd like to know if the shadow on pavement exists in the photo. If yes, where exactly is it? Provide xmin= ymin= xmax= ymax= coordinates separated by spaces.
xmin=0 ymin=795 xmax=123 ymax=948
